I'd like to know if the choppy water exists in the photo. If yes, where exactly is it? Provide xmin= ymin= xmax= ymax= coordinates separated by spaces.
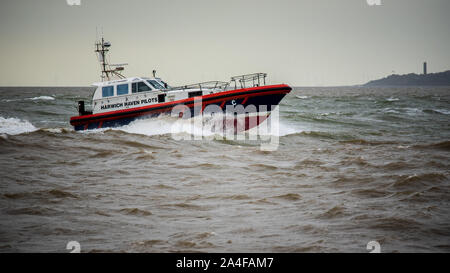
xmin=0 ymin=86 xmax=449 ymax=253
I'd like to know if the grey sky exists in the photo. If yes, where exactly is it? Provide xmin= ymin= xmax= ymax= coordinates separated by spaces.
xmin=0 ymin=0 xmax=449 ymax=86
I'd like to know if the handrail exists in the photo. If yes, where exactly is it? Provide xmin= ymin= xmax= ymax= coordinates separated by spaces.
xmin=164 ymin=73 xmax=268 ymax=92
xmin=230 ymin=73 xmax=267 ymax=81
xmin=230 ymin=72 xmax=267 ymax=89
xmin=167 ymin=81 xmax=229 ymax=91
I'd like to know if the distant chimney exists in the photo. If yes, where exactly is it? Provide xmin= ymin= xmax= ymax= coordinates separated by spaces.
xmin=423 ymin=62 xmax=427 ymax=75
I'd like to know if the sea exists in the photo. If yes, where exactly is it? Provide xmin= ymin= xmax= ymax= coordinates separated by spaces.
xmin=0 ymin=86 xmax=449 ymax=253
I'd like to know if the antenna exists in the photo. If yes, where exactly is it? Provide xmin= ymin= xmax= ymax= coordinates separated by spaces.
xmin=94 ymin=35 xmax=128 ymax=81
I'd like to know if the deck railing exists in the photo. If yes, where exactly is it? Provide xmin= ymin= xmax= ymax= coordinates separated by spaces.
xmin=166 ymin=73 xmax=268 ymax=92
xmin=168 ymin=81 xmax=230 ymax=92
xmin=230 ymin=73 xmax=267 ymax=89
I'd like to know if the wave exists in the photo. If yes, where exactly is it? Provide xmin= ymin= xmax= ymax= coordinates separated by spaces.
xmin=0 ymin=116 xmax=38 ymax=135
xmin=391 ymin=173 xmax=447 ymax=189
xmin=28 ymin=96 xmax=55 ymax=101
xmin=295 ymin=159 xmax=323 ymax=167
xmin=114 ymin=116 xmax=182 ymax=137
xmin=299 ymin=130 xmax=358 ymax=140
xmin=413 ymin=140 xmax=450 ymax=151
xmin=226 ymin=194 xmax=251 ymax=200
xmin=350 ymin=188 xmax=387 ymax=198
xmin=276 ymin=122 xmax=304 ymax=137
xmin=2 ymin=96 xmax=55 ymax=102
xmin=115 ymin=115 xmax=244 ymax=138
xmin=375 ymin=161 xmax=413 ymax=170
xmin=404 ymin=107 xmax=422 ymax=116
xmin=47 ymin=189 xmax=79 ymax=199
xmin=0 ymin=109 xmax=303 ymax=139
xmin=369 ymin=216 xmax=420 ymax=231
xmin=170 ymin=203 xmax=204 ymax=210
xmin=295 ymin=95 xmax=309 ymax=99
xmin=6 ymin=207 xmax=60 ymax=216
xmin=0 ymin=126 xmax=73 ymax=139
xmin=272 ymin=193 xmax=301 ymax=201
xmin=319 ymin=205 xmax=346 ymax=219
xmin=249 ymin=163 xmax=278 ymax=170
xmin=113 ymin=114 xmax=304 ymax=138
xmin=132 ymin=240 xmax=166 ymax=248
xmin=41 ymin=128 xmax=72 ymax=134
xmin=385 ymin=97 xmax=400 ymax=102
xmin=339 ymin=139 xmax=399 ymax=146
xmin=281 ymin=130 xmax=333 ymax=140
xmin=382 ymin=108 xmax=400 ymax=114
xmin=3 ymin=189 xmax=78 ymax=200
xmin=423 ymin=109 xmax=450 ymax=115
xmin=119 ymin=208 xmax=152 ymax=216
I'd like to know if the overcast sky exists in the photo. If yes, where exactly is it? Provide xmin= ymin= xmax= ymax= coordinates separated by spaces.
xmin=0 ymin=0 xmax=449 ymax=86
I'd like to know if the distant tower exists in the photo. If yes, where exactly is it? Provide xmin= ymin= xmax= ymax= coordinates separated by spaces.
xmin=423 ymin=62 xmax=427 ymax=75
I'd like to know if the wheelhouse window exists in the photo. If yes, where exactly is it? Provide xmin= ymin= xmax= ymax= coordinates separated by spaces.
xmin=102 ymin=86 xmax=114 ymax=97
xmin=132 ymin=81 xmax=152 ymax=93
xmin=138 ymin=82 xmax=151 ymax=92
xmin=117 ymin=84 xmax=129 ymax=95
xmin=161 ymin=80 xmax=169 ymax=88
xmin=147 ymin=80 xmax=164 ymax=90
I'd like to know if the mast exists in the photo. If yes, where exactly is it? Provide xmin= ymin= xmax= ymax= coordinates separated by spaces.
xmin=94 ymin=37 xmax=127 ymax=81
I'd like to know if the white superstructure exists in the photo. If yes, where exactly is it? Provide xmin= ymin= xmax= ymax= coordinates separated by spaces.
xmin=91 ymin=77 xmax=227 ymax=114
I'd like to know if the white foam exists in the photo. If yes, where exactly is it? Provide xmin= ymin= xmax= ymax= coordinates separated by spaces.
xmin=386 ymin=97 xmax=400 ymax=102
xmin=2 ymin=96 xmax=55 ymax=102
xmin=28 ymin=96 xmax=55 ymax=101
xmin=295 ymin=95 xmax=309 ymax=99
xmin=240 ymin=116 xmax=304 ymax=137
xmin=118 ymin=114 xmax=241 ymax=139
xmin=433 ymin=109 xmax=450 ymax=115
xmin=113 ymin=113 xmax=305 ymax=139
xmin=42 ymin=128 xmax=73 ymax=134
xmin=42 ymin=128 xmax=63 ymax=134
xmin=116 ymin=116 xmax=184 ymax=136
xmin=78 ymin=127 xmax=108 ymax=134
xmin=404 ymin=107 xmax=422 ymax=116
xmin=0 ymin=117 xmax=38 ymax=135
xmin=275 ymin=121 xmax=303 ymax=137
xmin=383 ymin=108 xmax=400 ymax=114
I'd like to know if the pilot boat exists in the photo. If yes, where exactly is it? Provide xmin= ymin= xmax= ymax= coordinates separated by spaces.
xmin=70 ymin=38 xmax=292 ymax=131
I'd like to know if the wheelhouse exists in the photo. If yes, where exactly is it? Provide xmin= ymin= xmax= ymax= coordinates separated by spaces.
xmin=92 ymin=77 xmax=169 ymax=100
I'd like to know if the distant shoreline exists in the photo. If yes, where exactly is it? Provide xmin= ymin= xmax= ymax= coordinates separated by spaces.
xmin=364 ymin=70 xmax=450 ymax=87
